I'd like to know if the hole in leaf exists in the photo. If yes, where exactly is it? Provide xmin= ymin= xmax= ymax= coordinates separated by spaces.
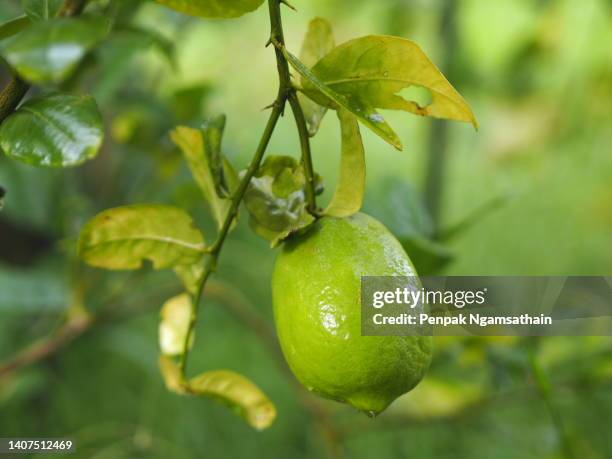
xmin=400 ymin=86 xmax=433 ymax=108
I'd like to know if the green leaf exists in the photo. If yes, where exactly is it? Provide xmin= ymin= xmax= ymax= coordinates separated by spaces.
xmin=155 ymin=0 xmax=265 ymax=18
xmin=0 ymin=93 xmax=103 ymax=168
xmin=307 ymin=35 xmax=478 ymax=134
xmin=0 ymin=186 xmax=5 ymax=210
xmin=243 ymin=155 xmax=319 ymax=247
xmin=284 ymin=47 xmax=402 ymax=150
xmin=0 ymin=17 xmax=110 ymax=84
xmin=0 ymin=16 xmax=30 ymax=41
xmin=324 ymin=109 xmax=365 ymax=218
xmin=187 ymin=370 xmax=276 ymax=430
xmin=171 ymin=124 xmax=236 ymax=231
xmin=21 ymin=0 xmax=63 ymax=22
xmin=78 ymin=204 xmax=206 ymax=270
xmin=298 ymin=18 xmax=335 ymax=136
xmin=159 ymin=293 xmax=194 ymax=356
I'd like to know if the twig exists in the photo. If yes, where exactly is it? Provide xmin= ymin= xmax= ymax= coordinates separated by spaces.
xmin=0 ymin=315 xmax=91 ymax=380
xmin=178 ymin=100 xmax=284 ymax=375
xmin=0 ymin=77 xmax=29 ymax=123
xmin=267 ymin=0 xmax=317 ymax=213
xmin=178 ymin=0 xmax=320 ymax=376
xmin=0 ymin=276 xmax=178 ymax=381
xmin=288 ymin=92 xmax=318 ymax=214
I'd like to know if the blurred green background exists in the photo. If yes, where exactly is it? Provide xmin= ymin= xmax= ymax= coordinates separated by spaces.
xmin=0 ymin=0 xmax=611 ymax=457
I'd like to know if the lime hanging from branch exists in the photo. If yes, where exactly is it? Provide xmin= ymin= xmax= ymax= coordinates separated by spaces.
xmin=272 ymin=213 xmax=433 ymax=415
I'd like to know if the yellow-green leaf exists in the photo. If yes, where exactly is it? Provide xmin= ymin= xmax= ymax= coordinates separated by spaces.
xmin=155 ymin=0 xmax=264 ymax=18
xmin=159 ymin=293 xmax=194 ymax=356
xmin=159 ymin=355 xmax=187 ymax=394
xmin=298 ymin=18 xmax=335 ymax=136
xmin=285 ymin=48 xmax=402 ymax=150
xmin=309 ymin=35 xmax=478 ymax=130
xmin=187 ymin=370 xmax=276 ymax=430
xmin=325 ymin=109 xmax=365 ymax=217
xmin=171 ymin=126 xmax=234 ymax=231
xmin=78 ymin=204 xmax=205 ymax=270
xmin=174 ymin=263 xmax=204 ymax=295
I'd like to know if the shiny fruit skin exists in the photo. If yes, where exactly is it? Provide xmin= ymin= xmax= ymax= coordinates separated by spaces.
xmin=272 ymin=213 xmax=432 ymax=415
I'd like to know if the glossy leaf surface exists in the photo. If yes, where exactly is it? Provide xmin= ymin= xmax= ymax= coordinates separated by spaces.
xmin=0 ymin=93 xmax=103 ymax=167
xmin=0 ymin=17 xmax=110 ymax=84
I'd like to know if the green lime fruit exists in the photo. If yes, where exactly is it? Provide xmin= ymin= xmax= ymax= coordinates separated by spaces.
xmin=272 ymin=213 xmax=433 ymax=415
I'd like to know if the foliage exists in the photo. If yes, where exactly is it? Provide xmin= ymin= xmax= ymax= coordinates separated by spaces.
xmin=0 ymin=0 xmax=610 ymax=457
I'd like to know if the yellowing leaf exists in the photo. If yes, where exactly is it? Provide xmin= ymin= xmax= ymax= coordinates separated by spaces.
xmin=174 ymin=263 xmax=204 ymax=295
xmin=188 ymin=370 xmax=276 ymax=430
xmin=298 ymin=18 xmax=335 ymax=136
xmin=309 ymin=35 xmax=478 ymax=129
xmin=159 ymin=355 xmax=187 ymax=394
xmin=159 ymin=294 xmax=194 ymax=356
xmin=78 ymin=204 xmax=205 ymax=270
xmin=155 ymin=0 xmax=264 ymax=18
xmin=171 ymin=126 xmax=234 ymax=231
xmin=325 ymin=109 xmax=365 ymax=218
xmin=285 ymin=48 xmax=402 ymax=150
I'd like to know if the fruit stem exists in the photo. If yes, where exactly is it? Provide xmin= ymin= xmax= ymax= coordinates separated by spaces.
xmin=268 ymin=0 xmax=318 ymax=215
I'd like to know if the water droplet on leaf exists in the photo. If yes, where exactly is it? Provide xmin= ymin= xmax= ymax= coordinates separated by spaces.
xmin=367 ymin=114 xmax=385 ymax=123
